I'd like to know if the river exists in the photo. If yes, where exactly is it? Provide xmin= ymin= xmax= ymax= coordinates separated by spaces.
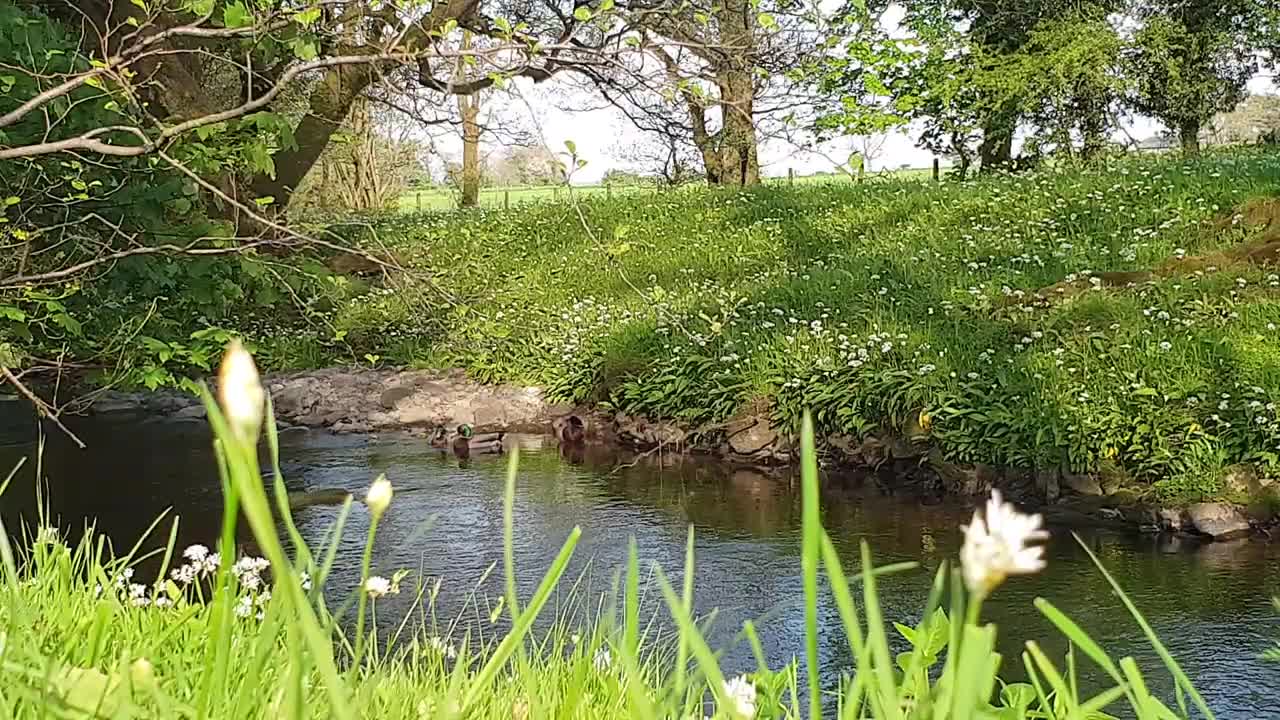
xmin=1 ymin=409 xmax=1278 ymax=716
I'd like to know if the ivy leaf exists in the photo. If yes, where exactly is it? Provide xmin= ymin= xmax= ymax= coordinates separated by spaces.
xmin=573 ymin=6 xmax=591 ymax=22
xmin=186 ymin=0 xmax=215 ymax=14
xmin=223 ymin=1 xmax=251 ymax=29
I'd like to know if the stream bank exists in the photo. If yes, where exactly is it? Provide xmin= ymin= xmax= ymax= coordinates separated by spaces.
xmin=82 ymin=366 xmax=1276 ymax=541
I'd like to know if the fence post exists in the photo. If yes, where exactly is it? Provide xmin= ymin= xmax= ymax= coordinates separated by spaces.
xmin=932 ymin=158 xmax=940 ymax=182
xmin=504 ymin=189 xmax=510 ymax=210
xmin=415 ymin=191 xmax=422 ymax=212
xmin=554 ymin=186 xmax=560 ymax=201
xmin=788 ymin=168 xmax=795 ymax=185
xmin=606 ymin=184 xmax=612 ymax=201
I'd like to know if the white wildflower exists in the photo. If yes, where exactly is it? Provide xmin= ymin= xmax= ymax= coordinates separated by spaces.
xmin=183 ymin=544 xmax=209 ymax=562
xmin=722 ymin=674 xmax=757 ymax=719
xmin=365 ymin=575 xmax=393 ymax=598
xmin=960 ymin=490 xmax=1049 ymax=597
xmin=234 ymin=595 xmax=254 ymax=618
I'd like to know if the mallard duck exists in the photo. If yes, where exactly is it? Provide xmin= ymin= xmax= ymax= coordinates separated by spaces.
xmin=553 ymin=414 xmax=586 ymax=445
xmin=429 ymin=425 xmax=450 ymax=454
xmin=453 ymin=424 xmax=504 ymax=458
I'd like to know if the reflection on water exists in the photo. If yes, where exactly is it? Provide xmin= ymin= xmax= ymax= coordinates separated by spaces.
xmin=2 ymin=411 xmax=1279 ymax=717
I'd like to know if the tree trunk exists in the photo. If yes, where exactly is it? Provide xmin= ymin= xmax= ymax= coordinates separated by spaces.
xmin=249 ymin=64 xmax=376 ymax=210
xmin=978 ymin=117 xmax=1014 ymax=173
xmin=1179 ymin=120 xmax=1201 ymax=156
xmin=458 ymin=98 xmax=481 ymax=207
xmin=708 ymin=0 xmax=759 ymax=186
xmin=713 ymin=70 xmax=759 ymax=186
xmin=456 ymin=33 xmax=482 ymax=208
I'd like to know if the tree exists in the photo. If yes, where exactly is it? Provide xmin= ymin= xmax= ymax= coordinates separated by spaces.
xmin=580 ymin=0 xmax=828 ymax=186
xmin=611 ymin=131 xmax=702 ymax=185
xmin=1127 ymin=1 xmax=1260 ymax=155
xmin=1207 ymin=93 xmax=1280 ymax=145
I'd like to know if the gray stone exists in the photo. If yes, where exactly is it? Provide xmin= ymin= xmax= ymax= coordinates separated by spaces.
xmin=727 ymin=417 xmax=778 ymax=456
xmin=172 ymin=404 xmax=207 ymax=419
xmin=1035 ymin=468 xmax=1061 ymax=503
xmin=1186 ymin=502 xmax=1252 ymax=539
xmin=379 ymin=386 xmax=414 ymax=410
xmin=1061 ymin=471 xmax=1103 ymax=497
xmin=272 ymin=383 xmax=317 ymax=419
xmin=1158 ymin=507 xmax=1190 ymax=532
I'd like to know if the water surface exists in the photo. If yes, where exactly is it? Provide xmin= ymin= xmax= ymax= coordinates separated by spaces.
xmin=1 ymin=410 xmax=1277 ymax=716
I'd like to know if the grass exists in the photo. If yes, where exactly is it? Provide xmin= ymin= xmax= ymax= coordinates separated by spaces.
xmin=0 ymin=353 xmax=1224 ymax=718
xmin=394 ymin=168 xmax=933 ymax=212
xmin=286 ymin=148 xmax=1280 ymax=503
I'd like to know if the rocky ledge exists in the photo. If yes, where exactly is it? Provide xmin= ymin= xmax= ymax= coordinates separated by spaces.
xmin=87 ymin=368 xmax=1275 ymax=542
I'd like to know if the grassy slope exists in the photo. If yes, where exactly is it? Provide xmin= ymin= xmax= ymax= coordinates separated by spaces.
xmin=324 ymin=150 xmax=1280 ymax=501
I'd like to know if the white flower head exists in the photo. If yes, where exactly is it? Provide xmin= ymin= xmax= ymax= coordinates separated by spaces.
xmin=183 ymin=544 xmax=209 ymax=562
xmin=722 ymin=674 xmax=757 ymax=719
xmin=217 ymin=340 xmax=265 ymax=444
xmin=365 ymin=575 xmax=393 ymax=598
xmin=960 ymin=490 xmax=1049 ymax=597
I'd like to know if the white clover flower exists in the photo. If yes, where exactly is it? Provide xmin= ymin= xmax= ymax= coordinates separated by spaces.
xmin=365 ymin=575 xmax=393 ymax=598
xmin=960 ymin=490 xmax=1049 ymax=597
xmin=722 ymin=674 xmax=757 ymax=719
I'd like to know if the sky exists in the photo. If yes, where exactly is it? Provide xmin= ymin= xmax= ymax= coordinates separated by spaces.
xmin=472 ymin=72 xmax=1277 ymax=183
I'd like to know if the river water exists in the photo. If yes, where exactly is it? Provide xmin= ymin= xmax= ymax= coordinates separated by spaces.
xmin=2 ymin=409 xmax=1278 ymax=716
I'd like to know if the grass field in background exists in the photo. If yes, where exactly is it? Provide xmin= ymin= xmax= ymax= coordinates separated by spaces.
xmin=396 ymin=167 xmax=937 ymax=212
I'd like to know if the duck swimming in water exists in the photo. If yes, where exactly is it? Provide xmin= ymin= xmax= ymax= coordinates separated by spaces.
xmin=429 ymin=425 xmax=450 ymax=455
xmin=452 ymin=424 xmax=504 ymax=459
xmin=553 ymin=414 xmax=586 ymax=445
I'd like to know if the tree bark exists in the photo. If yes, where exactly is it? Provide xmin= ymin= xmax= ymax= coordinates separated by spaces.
xmin=458 ymin=97 xmax=482 ymax=207
xmin=1179 ymin=119 xmax=1201 ymax=156
xmin=709 ymin=0 xmax=759 ymax=186
xmin=978 ymin=117 xmax=1014 ymax=173
xmin=456 ymin=32 xmax=482 ymax=208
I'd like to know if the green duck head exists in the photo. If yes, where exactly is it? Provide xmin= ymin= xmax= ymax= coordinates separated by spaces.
xmin=457 ymin=424 xmax=474 ymax=439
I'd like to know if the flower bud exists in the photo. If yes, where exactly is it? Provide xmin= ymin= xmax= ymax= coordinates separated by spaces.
xmin=366 ymin=475 xmax=393 ymax=521
xmin=217 ymin=340 xmax=265 ymax=445
xmin=130 ymin=657 xmax=156 ymax=692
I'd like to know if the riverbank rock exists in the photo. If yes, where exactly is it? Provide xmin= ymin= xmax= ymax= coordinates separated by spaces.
xmin=726 ymin=416 xmax=778 ymax=457
xmin=1060 ymin=470 xmax=1103 ymax=497
xmin=1186 ymin=502 xmax=1252 ymax=540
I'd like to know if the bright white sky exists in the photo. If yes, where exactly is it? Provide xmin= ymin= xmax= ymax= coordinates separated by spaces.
xmin=462 ymin=72 xmax=1276 ymax=183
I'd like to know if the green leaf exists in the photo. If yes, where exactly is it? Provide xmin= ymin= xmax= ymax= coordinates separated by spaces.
xmin=600 ymin=0 xmax=615 ymax=9
xmin=293 ymin=6 xmax=321 ymax=26
xmin=3 ymin=196 xmax=19 ymax=206
xmin=573 ymin=6 xmax=591 ymax=22
xmin=223 ymin=1 xmax=251 ymax=29
xmin=564 ymin=139 xmax=577 ymax=155
xmin=757 ymin=12 xmax=777 ymax=29
xmin=290 ymin=37 xmax=318 ymax=60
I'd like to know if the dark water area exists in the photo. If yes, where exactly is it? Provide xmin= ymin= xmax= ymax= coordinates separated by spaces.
xmin=2 ymin=404 xmax=1279 ymax=716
